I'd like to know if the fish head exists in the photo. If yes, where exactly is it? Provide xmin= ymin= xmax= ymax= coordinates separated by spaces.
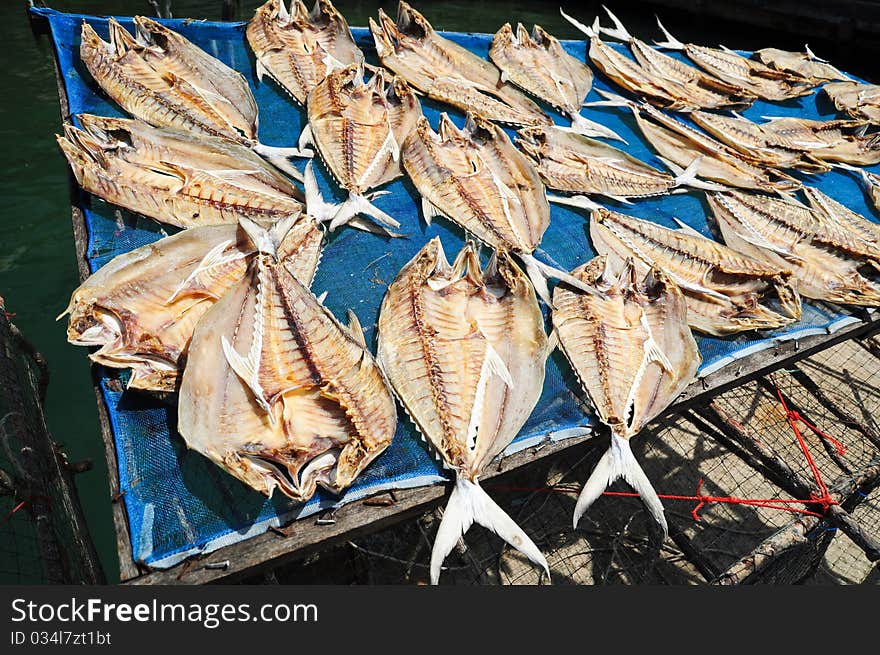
xmin=310 ymin=0 xmax=346 ymax=28
xmin=462 ymin=112 xmax=499 ymax=144
xmin=530 ymin=24 xmax=556 ymax=49
xmin=395 ymin=1 xmax=432 ymax=40
xmin=79 ymin=20 xmax=115 ymax=60
xmin=436 ymin=112 xmax=466 ymax=143
xmin=515 ymin=126 xmax=550 ymax=162
xmin=515 ymin=23 xmax=532 ymax=47
xmin=131 ymin=15 xmax=170 ymax=50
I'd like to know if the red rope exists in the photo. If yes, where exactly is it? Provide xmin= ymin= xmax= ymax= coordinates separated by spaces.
xmin=489 ymin=386 xmax=843 ymax=522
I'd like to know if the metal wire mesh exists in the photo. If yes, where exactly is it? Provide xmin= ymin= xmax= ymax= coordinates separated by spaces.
xmin=267 ymin=336 xmax=880 ymax=585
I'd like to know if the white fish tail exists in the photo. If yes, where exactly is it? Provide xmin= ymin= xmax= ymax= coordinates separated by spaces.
xmin=546 ymin=193 xmax=605 ymax=212
xmin=653 ymin=18 xmax=685 ymax=50
xmin=430 ymin=477 xmax=550 ymax=585
xmin=598 ymin=6 xmax=634 ymax=42
xmin=833 ymin=161 xmax=872 ymax=189
xmin=565 ymin=113 xmax=628 ymax=143
xmin=328 ymin=192 xmax=400 ymax=232
xmin=573 ymin=435 xmax=668 ymax=537
xmin=559 ymin=8 xmax=597 ymax=39
xmin=253 ymin=142 xmax=314 ymax=160
xmin=520 ymin=252 xmax=605 ymax=306
xmin=253 ymin=149 xmax=306 ymax=183
xmin=582 ymin=87 xmax=635 ymax=110
xmin=669 ymin=156 xmax=725 ymax=191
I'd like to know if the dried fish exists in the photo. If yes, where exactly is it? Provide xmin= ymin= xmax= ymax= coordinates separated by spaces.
xmin=370 ymin=2 xmax=548 ymax=127
xmin=688 ymin=110 xmax=829 ymax=172
xmin=803 ymin=186 xmax=880 ymax=255
xmin=560 ymin=10 xmax=682 ymax=110
xmin=751 ymin=116 xmax=880 ymax=167
xmin=517 ymin=125 xmax=713 ymax=201
xmin=594 ymin=7 xmax=756 ymax=111
xmin=835 ymin=163 xmax=880 ymax=214
xmin=57 ymin=116 xmax=304 ymax=229
xmin=489 ymin=22 xmax=619 ymax=140
xmin=753 ymin=46 xmax=848 ymax=84
xmin=299 ymin=63 xmax=421 ymax=230
xmin=377 ymin=238 xmax=550 ymax=584
xmin=246 ymin=0 xmax=364 ymax=106
xmin=553 ymin=256 xmax=699 ymax=534
xmin=708 ymin=190 xmax=880 ymax=306
xmin=402 ymin=112 xmax=595 ymax=302
xmin=591 ymin=91 xmax=799 ymax=192
xmin=60 ymin=215 xmax=322 ymax=392
xmin=178 ymin=218 xmax=397 ymax=501
xmin=588 ymin=205 xmax=801 ymax=335
xmin=823 ymin=81 xmax=880 ymax=125
xmin=80 ymin=17 xmax=310 ymax=178
xmin=654 ymin=20 xmax=815 ymax=101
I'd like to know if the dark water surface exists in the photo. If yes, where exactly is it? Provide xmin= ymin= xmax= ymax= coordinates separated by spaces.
xmin=3 ymin=0 xmax=875 ymax=582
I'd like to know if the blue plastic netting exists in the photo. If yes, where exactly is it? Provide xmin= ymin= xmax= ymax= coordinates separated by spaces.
xmin=34 ymin=6 xmax=878 ymax=568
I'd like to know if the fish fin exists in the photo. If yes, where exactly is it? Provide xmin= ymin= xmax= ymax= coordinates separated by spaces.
xmin=573 ymin=435 xmax=667 ymax=537
xmin=253 ymin=149 xmax=305 ymax=182
xmin=239 ymin=216 xmax=277 ymax=256
xmin=546 ymin=193 xmax=605 ymax=212
xmin=520 ymin=252 xmax=605 ymax=305
xmin=500 ymin=69 xmax=510 ymax=83
xmin=728 ymin=225 xmax=803 ymax=262
xmin=255 ymin=58 xmax=268 ymax=83
xmin=582 ymin=87 xmax=636 ymax=110
xmin=430 ymin=477 xmax=550 ymax=585
xmin=561 ymin=114 xmax=627 ymax=143
xmin=298 ymin=124 xmax=314 ymax=152
xmin=421 ymin=196 xmax=445 ymax=226
xmin=671 ymin=217 xmax=705 ymax=238
xmin=346 ymin=309 xmax=367 ymax=348
xmin=479 ymin=328 xmax=514 ymax=388
xmin=598 ymin=5 xmax=634 ymax=43
xmin=653 ymin=17 xmax=685 ymax=51
xmin=222 ymin=335 xmax=272 ymax=417
xmin=329 ymin=192 xmax=400 ymax=231
xmin=316 ymin=290 xmax=329 ymax=305
xmin=605 ymin=194 xmax=634 ymax=205
xmin=253 ymin=142 xmax=313 ymax=160
xmin=165 ymin=238 xmax=248 ymax=303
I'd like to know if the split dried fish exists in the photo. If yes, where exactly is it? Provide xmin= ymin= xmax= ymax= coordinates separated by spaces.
xmin=80 ymin=17 xmax=309 ymax=178
xmin=247 ymin=0 xmax=364 ymax=106
xmin=517 ymin=125 xmax=712 ymax=201
xmin=708 ymin=190 xmax=880 ymax=306
xmin=836 ymin=163 xmax=880 ymax=214
xmin=688 ymin=110 xmax=829 ymax=172
xmin=654 ymin=20 xmax=815 ymax=101
xmin=370 ymin=2 xmax=548 ymax=127
xmin=57 ymin=115 xmax=304 ymax=229
xmin=754 ymin=116 xmax=880 ymax=167
xmin=753 ymin=46 xmax=848 ymax=84
xmin=299 ymin=63 xmax=421 ymax=230
xmin=591 ymin=91 xmax=799 ymax=192
xmin=560 ymin=10 xmax=682 ymax=110
xmin=488 ymin=22 xmax=619 ymax=140
xmin=402 ymin=112 xmax=594 ymax=302
xmin=803 ymin=186 xmax=880 ymax=254
xmin=553 ymin=256 xmax=699 ymax=534
xmin=588 ymin=205 xmax=801 ymax=335
xmin=178 ymin=218 xmax=397 ymax=501
xmin=823 ymin=81 xmax=880 ymax=125
xmin=593 ymin=8 xmax=756 ymax=111
xmin=61 ymin=215 xmax=322 ymax=392
xmin=377 ymin=238 xmax=550 ymax=584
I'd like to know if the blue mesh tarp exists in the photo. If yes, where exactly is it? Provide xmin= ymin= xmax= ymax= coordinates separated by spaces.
xmin=34 ymin=6 xmax=878 ymax=569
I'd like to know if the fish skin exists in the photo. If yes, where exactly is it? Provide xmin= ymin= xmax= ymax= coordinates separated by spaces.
xmin=708 ymin=190 xmax=880 ymax=306
xmin=516 ymin=125 xmax=677 ymax=198
xmin=246 ymin=0 xmax=364 ymax=106
xmin=369 ymin=2 xmax=549 ymax=126
xmin=377 ymin=238 xmax=550 ymax=583
xmin=489 ymin=23 xmax=593 ymax=117
xmin=688 ymin=111 xmax=829 ymax=172
xmin=178 ymin=221 xmax=396 ymax=501
xmin=823 ymin=81 xmax=880 ymax=125
xmin=402 ymin=112 xmax=549 ymax=254
xmin=61 ymin=219 xmax=323 ymax=393
xmin=753 ymin=48 xmax=849 ymax=84
xmin=80 ymin=19 xmax=257 ymax=145
xmin=589 ymin=207 xmax=800 ymax=335
xmin=57 ymin=120 xmax=303 ymax=229
xmin=758 ymin=116 xmax=880 ymax=166
xmin=307 ymin=63 xmax=421 ymax=195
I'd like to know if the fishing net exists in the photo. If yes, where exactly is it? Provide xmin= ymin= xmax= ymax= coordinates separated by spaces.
xmin=0 ymin=299 xmax=102 ymax=584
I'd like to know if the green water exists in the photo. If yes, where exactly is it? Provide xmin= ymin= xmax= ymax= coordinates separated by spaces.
xmin=3 ymin=0 xmax=872 ymax=583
